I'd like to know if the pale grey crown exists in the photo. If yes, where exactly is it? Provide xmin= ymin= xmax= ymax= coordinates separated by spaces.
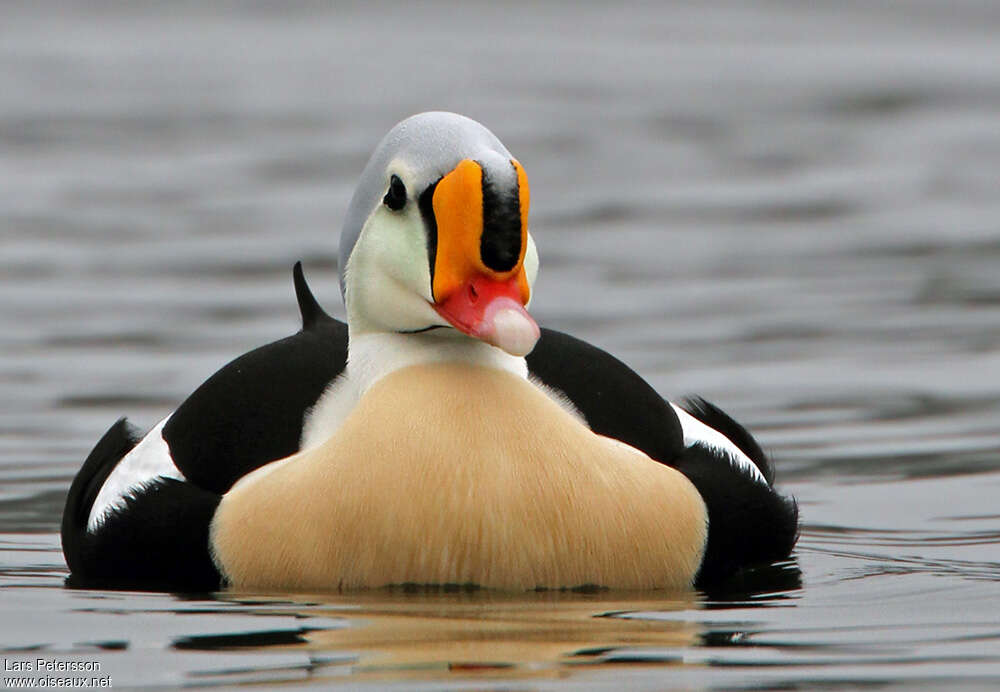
xmin=338 ymin=112 xmax=518 ymax=298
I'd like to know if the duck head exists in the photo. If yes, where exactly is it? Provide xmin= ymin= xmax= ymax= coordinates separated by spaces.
xmin=339 ymin=112 xmax=540 ymax=357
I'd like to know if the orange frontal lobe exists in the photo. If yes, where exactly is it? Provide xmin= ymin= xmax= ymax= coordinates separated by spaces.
xmin=431 ymin=159 xmax=484 ymax=303
xmin=431 ymin=158 xmax=530 ymax=305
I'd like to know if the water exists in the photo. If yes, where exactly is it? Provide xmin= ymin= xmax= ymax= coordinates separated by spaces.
xmin=2 ymin=1 xmax=1000 ymax=688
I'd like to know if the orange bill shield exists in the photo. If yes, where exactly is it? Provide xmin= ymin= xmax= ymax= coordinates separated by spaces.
xmin=425 ymin=158 xmax=538 ymax=357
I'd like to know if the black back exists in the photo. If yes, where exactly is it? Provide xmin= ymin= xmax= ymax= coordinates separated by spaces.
xmin=163 ymin=264 xmax=347 ymax=493
xmin=527 ymin=328 xmax=684 ymax=464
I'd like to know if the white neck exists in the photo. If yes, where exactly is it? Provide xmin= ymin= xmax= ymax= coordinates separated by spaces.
xmin=346 ymin=329 xmax=528 ymax=396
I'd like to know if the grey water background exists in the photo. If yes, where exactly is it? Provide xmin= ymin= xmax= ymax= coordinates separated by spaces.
xmin=2 ymin=1 xmax=1000 ymax=688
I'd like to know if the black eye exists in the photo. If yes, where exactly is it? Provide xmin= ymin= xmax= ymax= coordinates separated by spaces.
xmin=383 ymin=174 xmax=407 ymax=211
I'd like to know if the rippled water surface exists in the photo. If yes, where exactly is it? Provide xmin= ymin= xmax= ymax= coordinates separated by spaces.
xmin=3 ymin=2 xmax=1000 ymax=689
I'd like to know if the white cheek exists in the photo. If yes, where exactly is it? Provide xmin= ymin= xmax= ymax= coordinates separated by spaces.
xmin=346 ymin=208 xmax=438 ymax=332
xmin=380 ymin=209 xmax=432 ymax=294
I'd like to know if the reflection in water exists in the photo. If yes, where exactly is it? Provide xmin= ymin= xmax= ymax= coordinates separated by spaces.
xmin=697 ymin=561 xmax=803 ymax=604
xmin=155 ymin=570 xmax=804 ymax=684
xmin=1 ymin=496 xmax=998 ymax=687
xmin=173 ymin=591 xmax=703 ymax=681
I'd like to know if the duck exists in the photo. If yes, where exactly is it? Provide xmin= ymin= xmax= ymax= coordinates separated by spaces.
xmin=61 ymin=112 xmax=798 ymax=592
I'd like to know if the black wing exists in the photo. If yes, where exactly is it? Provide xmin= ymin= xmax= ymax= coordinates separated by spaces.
xmin=61 ymin=263 xmax=342 ymax=589
xmin=163 ymin=263 xmax=347 ymax=493
xmin=526 ymin=328 xmax=685 ymax=463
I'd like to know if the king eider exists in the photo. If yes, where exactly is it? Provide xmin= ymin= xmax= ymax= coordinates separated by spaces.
xmin=61 ymin=112 xmax=798 ymax=592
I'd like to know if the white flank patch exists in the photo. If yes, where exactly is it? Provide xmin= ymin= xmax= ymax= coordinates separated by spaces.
xmin=670 ymin=404 xmax=767 ymax=485
xmin=87 ymin=416 xmax=185 ymax=532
